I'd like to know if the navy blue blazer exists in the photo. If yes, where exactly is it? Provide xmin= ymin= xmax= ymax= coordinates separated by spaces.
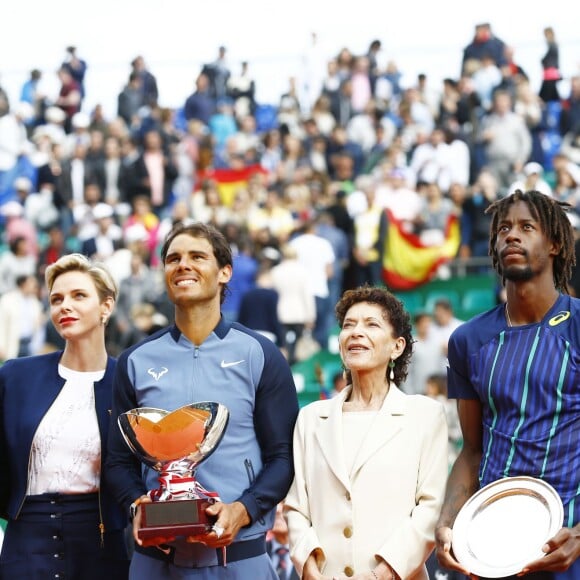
xmin=0 ymin=351 xmax=126 ymax=532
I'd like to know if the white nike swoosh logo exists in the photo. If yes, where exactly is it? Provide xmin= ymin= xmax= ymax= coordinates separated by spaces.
xmin=220 ymin=359 xmax=245 ymax=368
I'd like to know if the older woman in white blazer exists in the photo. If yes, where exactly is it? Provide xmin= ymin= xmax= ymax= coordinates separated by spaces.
xmin=286 ymin=286 xmax=449 ymax=580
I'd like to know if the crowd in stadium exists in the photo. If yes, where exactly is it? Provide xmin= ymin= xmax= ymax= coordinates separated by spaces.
xmin=1 ymin=22 xmax=580 ymax=363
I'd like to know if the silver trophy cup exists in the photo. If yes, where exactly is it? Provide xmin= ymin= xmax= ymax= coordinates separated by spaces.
xmin=118 ymin=401 xmax=229 ymax=541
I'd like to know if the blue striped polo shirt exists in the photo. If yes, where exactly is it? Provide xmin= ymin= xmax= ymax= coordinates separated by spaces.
xmin=447 ymin=293 xmax=580 ymax=528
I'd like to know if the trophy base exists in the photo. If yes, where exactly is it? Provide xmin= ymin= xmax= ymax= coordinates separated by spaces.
xmin=138 ymin=498 xmax=216 ymax=540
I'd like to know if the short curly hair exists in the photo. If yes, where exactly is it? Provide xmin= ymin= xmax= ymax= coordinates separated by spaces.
xmin=335 ymin=285 xmax=414 ymax=387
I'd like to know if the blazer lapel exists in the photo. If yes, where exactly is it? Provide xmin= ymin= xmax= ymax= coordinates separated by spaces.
xmin=314 ymin=388 xmax=351 ymax=492
xmin=350 ymin=385 xmax=406 ymax=479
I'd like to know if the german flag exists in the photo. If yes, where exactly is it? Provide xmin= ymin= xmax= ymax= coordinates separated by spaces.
xmin=197 ymin=165 xmax=268 ymax=207
xmin=382 ymin=210 xmax=460 ymax=290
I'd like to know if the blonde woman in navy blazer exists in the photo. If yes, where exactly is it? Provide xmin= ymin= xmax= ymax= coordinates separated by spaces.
xmin=286 ymin=286 xmax=449 ymax=580
xmin=0 ymin=253 xmax=128 ymax=578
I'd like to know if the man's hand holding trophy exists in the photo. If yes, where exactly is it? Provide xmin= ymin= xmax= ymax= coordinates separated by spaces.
xmin=118 ymin=402 xmax=229 ymax=548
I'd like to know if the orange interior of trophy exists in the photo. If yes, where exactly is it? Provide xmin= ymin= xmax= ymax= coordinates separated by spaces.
xmin=130 ymin=407 xmax=210 ymax=461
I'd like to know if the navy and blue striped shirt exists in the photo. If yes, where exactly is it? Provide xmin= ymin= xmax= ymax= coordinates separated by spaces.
xmin=448 ymin=294 xmax=580 ymax=528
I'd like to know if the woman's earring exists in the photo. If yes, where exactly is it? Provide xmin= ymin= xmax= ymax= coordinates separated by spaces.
xmin=102 ymin=315 xmax=107 ymax=325
xmin=389 ymin=359 xmax=395 ymax=381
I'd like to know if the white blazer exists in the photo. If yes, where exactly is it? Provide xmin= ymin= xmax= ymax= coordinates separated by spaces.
xmin=286 ymin=384 xmax=448 ymax=579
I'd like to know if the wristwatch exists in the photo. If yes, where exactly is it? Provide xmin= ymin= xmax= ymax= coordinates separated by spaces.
xmin=129 ymin=496 xmax=147 ymax=521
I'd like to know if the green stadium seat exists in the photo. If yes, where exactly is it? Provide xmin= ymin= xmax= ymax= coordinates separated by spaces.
xmin=397 ymin=290 xmax=424 ymax=315
xmin=424 ymin=290 xmax=461 ymax=314
xmin=461 ymin=288 xmax=497 ymax=317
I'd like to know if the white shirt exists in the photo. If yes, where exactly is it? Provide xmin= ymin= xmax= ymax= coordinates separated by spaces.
xmin=27 ymin=365 xmax=103 ymax=495
xmin=342 ymin=411 xmax=378 ymax=477
xmin=290 ymin=233 xmax=335 ymax=298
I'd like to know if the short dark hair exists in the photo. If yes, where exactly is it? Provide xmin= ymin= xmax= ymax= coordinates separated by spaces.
xmin=160 ymin=222 xmax=233 ymax=304
xmin=9 ymin=236 xmax=26 ymax=255
xmin=486 ymin=189 xmax=575 ymax=292
xmin=335 ymin=285 xmax=414 ymax=387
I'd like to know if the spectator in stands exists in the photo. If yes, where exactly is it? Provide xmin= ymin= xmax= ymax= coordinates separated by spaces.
xmin=352 ymin=183 xmax=384 ymax=287
xmin=59 ymin=142 xmax=103 ymax=230
xmin=130 ymin=55 xmax=158 ymax=107
xmin=459 ymin=168 xmax=499 ymax=263
xmin=290 ymin=219 xmax=335 ymax=350
xmin=402 ymin=312 xmax=442 ymax=396
xmin=430 ymin=297 xmax=463 ymax=374
xmin=552 ymin=155 xmax=580 ymax=207
xmin=0 ymin=235 xmax=37 ymax=294
xmin=0 ymin=274 xmax=44 ymax=361
xmin=508 ymin=161 xmax=552 ymax=197
xmin=37 ymin=224 xmax=77 ymax=279
xmin=237 ymin=262 xmax=284 ymax=347
xmin=0 ymin=101 xmax=34 ymax=204
xmin=115 ymin=250 xmax=162 ymax=338
xmin=54 ymin=66 xmax=81 ymax=134
xmin=416 ymin=181 xmax=458 ymax=246
xmin=478 ymin=89 xmax=532 ymax=193
xmin=205 ymin=45 xmax=231 ymax=101
xmin=559 ymin=128 xmax=580 ymax=167
xmin=19 ymin=69 xmax=45 ymax=129
xmin=183 ymin=72 xmax=215 ymax=127
xmin=513 ymin=75 xmax=545 ymax=164
xmin=227 ymin=60 xmax=256 ymax=118
xmin=61 ymin=46 xmax=88 ymax=102
xmin=270 ymin=244 xmax=316 ymax=366
xmin=122 ymin=195 xmax=160 ymax=264
xmin=117 ymin=72 xmax=144 ymax=128
xmin=559 ymin=75 xmax=580 ymax=137
xmin=0 ymin=75 xmax=10 ymax=116
xmin=122 ymin=129 xmax=177 ymax=215
xmin=315 ymin=209 xmax=349 ymax=319
xmin=71 ymin=181 xmax=105 ymax=242
xmin=1 ymin=198 xmax=39 ymax=258
xmin=461 ymin=22 xmax=507 ymax=74
xmin=471 ymin=53 xmax=503 ymax=112
xmin=221 ymin=233 xmax=259 ymax=322
xmin=80 ymin=202 xmax=123 ymax=261
xmin=247 ymin=187 xmax=296 ymax=244
xmin=539 ymin=26 xmax=562 ymax=103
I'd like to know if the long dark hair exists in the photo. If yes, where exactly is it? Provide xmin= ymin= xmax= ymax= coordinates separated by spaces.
xmin=486 ymin=189 xmax=575 ymax=292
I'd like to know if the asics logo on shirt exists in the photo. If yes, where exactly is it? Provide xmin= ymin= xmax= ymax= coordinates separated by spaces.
xmin=221 ymin=359 xmax=245 ymax=368
xmin=147 ymin=367 xmax=169 ymax=381
xmin=549 ymin=311 xmax=571 ymax=326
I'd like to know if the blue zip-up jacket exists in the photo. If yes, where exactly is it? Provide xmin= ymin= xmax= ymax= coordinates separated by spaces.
xmin=0 ymin=351 xmax=126 ymax=533
xmin=105 ymin=318 xmax=299 ymax=546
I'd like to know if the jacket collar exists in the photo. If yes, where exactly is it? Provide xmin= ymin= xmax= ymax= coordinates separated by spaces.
xmin=314 ymin=384 xmax=407 ymax=491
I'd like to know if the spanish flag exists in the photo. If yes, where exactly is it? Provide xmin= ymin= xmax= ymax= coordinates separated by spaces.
xmin=382 ymin=210 xmax=460 ymax=290
xmin=197 ymin=165 xmax=268 ymax=207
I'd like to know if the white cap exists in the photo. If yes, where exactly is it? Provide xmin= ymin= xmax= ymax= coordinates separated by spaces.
xmin=14 ymin=176 xmax=32 ymax=192
xmin=45 ymin=106 xmax=66 ymax=123
xmin=15 ymin=101 xmax=34 ymax=120
xmin=72 ymin=112 xmax=90 ymax=129
xmin=124 ymin=223 xmax=149 ymax=243
xmin=523 ymin=162 xmax=543 ymax=176
xmin=92 ymin=203 xmax=114 ymax=220
xmin=0 ymin=201 xmax=24 ymax=217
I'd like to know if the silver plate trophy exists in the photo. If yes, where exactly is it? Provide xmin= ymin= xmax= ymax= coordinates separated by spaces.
xmin=118 ymin=401 xmax=229 ymax=541
xmin=452 ymin=476 xmax=564 ymax=577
